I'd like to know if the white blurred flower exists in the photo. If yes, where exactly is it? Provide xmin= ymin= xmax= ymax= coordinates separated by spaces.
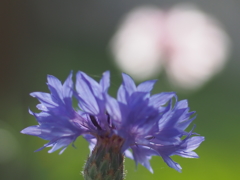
xmin=110 ymin=4 xmax=231 ymax=90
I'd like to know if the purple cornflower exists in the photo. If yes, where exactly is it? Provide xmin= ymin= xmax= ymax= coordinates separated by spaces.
xmin=21 ymin=71 xmax=204 ymax=173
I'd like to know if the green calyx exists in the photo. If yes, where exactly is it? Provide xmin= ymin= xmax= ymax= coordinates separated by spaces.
xmin=83 ymin=135 xmax=125 ymax=180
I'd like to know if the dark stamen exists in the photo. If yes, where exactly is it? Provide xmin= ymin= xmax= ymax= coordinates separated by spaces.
xmin=145 ymin=135 xmax=155 ymax=140
xmin=90 ymin=115 xmax=102 ymax=130
xmin=106 ymin=111 xmax=110 ymax=125
xmin=106 ymin=111 xmax=116 ymax=129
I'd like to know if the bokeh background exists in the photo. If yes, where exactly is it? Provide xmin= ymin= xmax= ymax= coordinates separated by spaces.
xmin=0 ymin=0 xmax=240 ymax=179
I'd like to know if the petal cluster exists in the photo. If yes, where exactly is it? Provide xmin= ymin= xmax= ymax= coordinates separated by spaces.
xmin=21 ymin=71 xmax=204 ymax=172
xmin=21 ymin=72 xmax=85 ymax=153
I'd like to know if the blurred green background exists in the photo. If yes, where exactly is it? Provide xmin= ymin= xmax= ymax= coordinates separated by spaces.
xmin=0 ymin=0 xmax=240 ymax=179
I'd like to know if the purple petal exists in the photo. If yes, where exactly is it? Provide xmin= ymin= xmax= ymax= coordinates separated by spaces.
xmin=124 ymin=149 xmax=134 ymax=159
xmin=99 ymin=71 xmax=110 ymax=92
xmin=47 ymin=75 xmax=63 ymax=103
xmin=122 ymin=73 xmax=137 ymax=94
xmin=105 ymin=94 xmax=122 ymax=128
xmin=30 ymin=92 xmax=57 ymax=108
xmin=137 ymin=80 xmax=157 ymax=92
xmin=62 ymin=71 xmax=73 ymax=104
xmin=177 ymin=115 xmax=196 ymax=131
xmin=48 ymin=137 xmax=74 ymax=153
xmin=83 ymin=134 xmax=97 ymax=153
xmin=36 ymin=104 xmax=48 ymax=111
xmin=162 ymin=155 xmax=182 ymax=172
xmin=176 ymin=100 xmax=188 ymax=109
xmin=183 ymin=136 xmax=205 ymax=152
xmin=176 ymin=151 xmax=199 ymax=158
xmin=117 ymin=85 xmax=127 ymax=104
xmin=76 ymin=71 xmax=100 ymax=114
xmin=21 ymin=126 xmax=42 ymax=136
xmin=117 ymin=73 xmax=137 ymax=103
xmin=131 ymin=146 xmax=154 ymax=173
xmin=150 ymin=92 xmax=176 ymax=108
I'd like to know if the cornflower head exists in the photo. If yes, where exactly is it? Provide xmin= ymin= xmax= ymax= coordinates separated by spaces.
xmin=21 ymin=71 xmax=204 ymax=180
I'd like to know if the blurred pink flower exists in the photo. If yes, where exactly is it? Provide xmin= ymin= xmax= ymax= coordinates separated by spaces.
xmin=110 ymin=4 xmax=231 ymax=90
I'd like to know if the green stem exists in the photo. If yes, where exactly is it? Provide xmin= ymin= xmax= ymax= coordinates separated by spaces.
xmin=83 ymin=135 xmax=125 ymax=180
